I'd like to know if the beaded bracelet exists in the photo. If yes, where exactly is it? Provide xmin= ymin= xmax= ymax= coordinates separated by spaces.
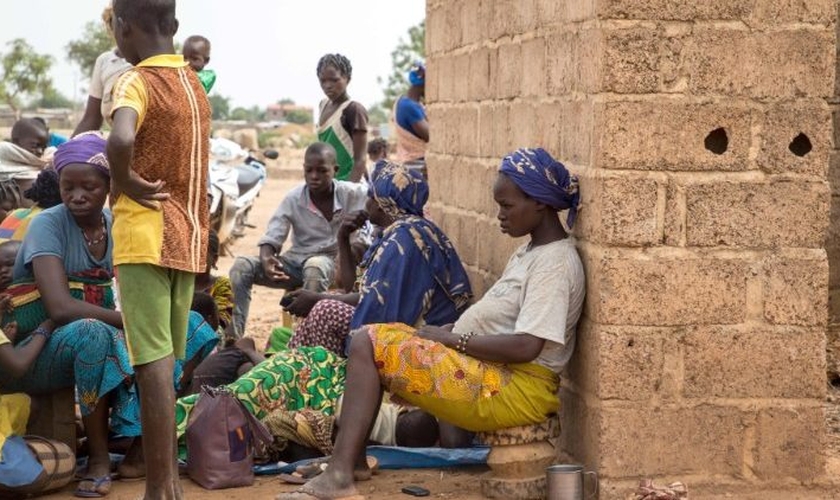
xmin=32 ymin=326 xmax=51 ymax=341
xmin=456 ymin=332 xmax=476 ymax=354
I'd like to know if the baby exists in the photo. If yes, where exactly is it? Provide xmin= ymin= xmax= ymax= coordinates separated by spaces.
xmin=182 ymin=35 xmax=216 ymax=93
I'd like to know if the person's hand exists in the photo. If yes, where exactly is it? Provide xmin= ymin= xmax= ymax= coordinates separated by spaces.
xmin=115 ymin=172 xmax=170 ymax=210
xmin=4 ymin=322 xmax=18 ymax=343
xmin=260 ymin=254 xmax=290 ymax=283
xmin=283 ymin=289 xmax=321 ymax=317
xmin=0 ymin=294 xmax=12 ymax=325
xmin=338 ymin=210 xmax=368 ymax=240
xmin=416 ymin=323 xmax=456 ymax=347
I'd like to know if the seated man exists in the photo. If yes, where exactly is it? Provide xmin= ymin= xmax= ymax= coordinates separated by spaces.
xmin=229 ymin=142 xmax=367 ymax=337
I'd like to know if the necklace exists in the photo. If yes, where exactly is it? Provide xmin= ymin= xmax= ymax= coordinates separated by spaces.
xmin=81 ymin=215 xmax=107 ymax=247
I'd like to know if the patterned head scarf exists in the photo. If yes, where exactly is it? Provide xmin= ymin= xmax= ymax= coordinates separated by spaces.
xmin=408 ymin=61 xmax=425 ymax=86
xmin=369 ymin=160 xmax=428 ymax=218
xmin=53 ymin=132 xmax=110 ymax=179
xmin=499 ymin=148 xmax=580 ymax=228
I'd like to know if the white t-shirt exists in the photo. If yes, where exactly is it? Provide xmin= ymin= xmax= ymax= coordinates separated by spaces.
xmin=89 ymin=50 xmax=133 ymax=123
xmin=452 ymin=238 xmax=585 ymax=373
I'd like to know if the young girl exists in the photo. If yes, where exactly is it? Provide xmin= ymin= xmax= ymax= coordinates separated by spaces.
xmin=316 ymin=54 xmax=368 ymax=183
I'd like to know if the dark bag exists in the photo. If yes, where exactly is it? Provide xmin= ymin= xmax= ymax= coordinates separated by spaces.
xmin=185 ymin=386 xmax=272 ymax=490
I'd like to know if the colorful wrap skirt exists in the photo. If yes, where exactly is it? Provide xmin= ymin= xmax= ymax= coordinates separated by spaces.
xmin=367 ymin=323 xmax=560 ymax=432
xmin=175 ymin=346 xmax=346 ymax=439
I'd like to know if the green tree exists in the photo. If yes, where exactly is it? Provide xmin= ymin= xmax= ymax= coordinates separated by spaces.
xmin=367 ymin=104 xmax=389 ymax=126
xmin=378 ymin=20 xmax=425 ymax=111
xmin=208 ymin=93 xmax=231 ymax=120
xmin=29 ymin=87 xmax=75 ymax=109
xmin=66 ymin=21 xmax=113 ymax=79
xmin=277 ymin=98 xmax=295 ymax=105
xmin=0 ymin=39 xmax=53 ymax=117
xmin=285 ymin=108 xmax=313 ymax=125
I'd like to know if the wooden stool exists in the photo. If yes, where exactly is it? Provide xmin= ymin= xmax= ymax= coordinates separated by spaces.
xmin=26 ymin=388 xmax=77 ymax=453
xmin=477 ymin=416 xmax=560 ymax=500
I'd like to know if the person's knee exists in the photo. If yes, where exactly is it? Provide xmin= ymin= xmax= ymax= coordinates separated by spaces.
xmin=303 ymin=255 xmax=334 ymax=278
xmin=347 ymin=327 xmax=372 ymax=357
xmin=230 ymin=256 xmax=257 ymax=284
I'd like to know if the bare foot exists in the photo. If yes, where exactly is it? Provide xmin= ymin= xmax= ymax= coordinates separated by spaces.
xmin=276 ymin=468 xmax=359 ymax=500
xmin=117 ymin=437 xmax=146 ymax=479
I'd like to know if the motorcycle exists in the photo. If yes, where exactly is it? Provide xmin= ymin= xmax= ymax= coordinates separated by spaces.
xmin=208 ymin=138 xmax=279 ymax=253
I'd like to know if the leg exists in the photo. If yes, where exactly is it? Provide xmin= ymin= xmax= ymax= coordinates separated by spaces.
xmin=300 ymin=255 xmax=336 ymax=292
xmin=277 ymin=330 xmax=381 ymax=499
xmin=229 ymin=256 xmax=293 ymax=337
xmin=135 ymin=356 xmax=179 ymax=499
xmin=80 ymin=394 xmax=111 ymax=479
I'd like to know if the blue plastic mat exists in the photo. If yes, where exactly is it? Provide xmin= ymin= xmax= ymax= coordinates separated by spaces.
xmin=254 ymin=446 xmax=489 ymax=476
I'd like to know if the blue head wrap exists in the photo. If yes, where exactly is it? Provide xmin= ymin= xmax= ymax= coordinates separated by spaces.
xmin=499 ymin=148 xmax=580 ymax=228
xmin=408 ymin=61 xmax=425 ymax=87
xmin=369 ymin=160 xmax=428 ymax=218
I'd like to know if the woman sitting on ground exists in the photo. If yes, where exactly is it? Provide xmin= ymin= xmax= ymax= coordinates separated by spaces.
xmin=282 ymin=161 xmax=472 ymax=355
xmin=278 ymin=148 xmax=586 ymax=500
xmin=0 ymin=168 xmax=61 ymax=243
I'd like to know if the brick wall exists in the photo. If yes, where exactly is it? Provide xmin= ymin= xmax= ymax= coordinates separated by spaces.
xmin=426 ymin=0 xmax=835 ymax=497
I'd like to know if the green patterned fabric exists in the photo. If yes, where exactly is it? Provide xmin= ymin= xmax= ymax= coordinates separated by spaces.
xmin=175 ymin=346 xmax=345 ymax=439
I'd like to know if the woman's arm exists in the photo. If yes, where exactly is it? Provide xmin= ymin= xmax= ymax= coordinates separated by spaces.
xmin=349 ymin=130 xmax=368 ymax=183
xmin=32 ymin=256 xmax=123 ymax=328
xmin=417 ymin=325 xmax=545 ymax=365
xmin=71 ymin=97 xmax=104 ymax=137
xmin=0 ymin=321 xmax=54 ymax=378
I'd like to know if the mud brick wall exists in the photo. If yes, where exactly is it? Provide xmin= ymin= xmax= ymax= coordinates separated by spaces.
xmin=425 ymin=0 xmax=836 ymax=497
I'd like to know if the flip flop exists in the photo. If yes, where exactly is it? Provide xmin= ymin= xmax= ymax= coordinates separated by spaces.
xmin=294 ymin=456 xmax=378 ymax=480
xmin=275 ymin=484 xmax=365 ymax=500
xmin=75 ymin=475 xmax=112 ymax=498
xmin=279 ymin=472 xmax=310 ymax=485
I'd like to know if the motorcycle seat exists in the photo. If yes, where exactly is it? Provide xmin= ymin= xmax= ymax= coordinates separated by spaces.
xmin=236 ymin=166 xmax=262 ymax=194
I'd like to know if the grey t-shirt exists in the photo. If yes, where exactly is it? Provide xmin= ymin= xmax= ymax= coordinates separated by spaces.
xmin=14 ymin=204 xmax=113 ymax=281
xmin=452 ymin=238 xmax=585 ymax=373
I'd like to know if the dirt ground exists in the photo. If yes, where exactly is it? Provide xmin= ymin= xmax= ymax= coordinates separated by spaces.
xmin=40 ymin=156 xmax=489 ymax=499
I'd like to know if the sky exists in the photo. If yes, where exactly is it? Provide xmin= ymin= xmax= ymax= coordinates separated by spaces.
xmin=0 ymin=0 xmax=425 ymax=112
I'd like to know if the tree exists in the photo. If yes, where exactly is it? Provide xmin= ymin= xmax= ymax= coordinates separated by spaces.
xmin=367 ymin=104 xmax=388 ymax=126
xmin=0 ymin=39 xmax=53 ymax=117
xmin=29 ymin=88 xmax=75 ymax=109
xmin=285 ymin=108 xmax=313 ymax=125
xmin=208 ymin=93 xmax=231 ymax=120
xmin=66 ymin=21 xmax=112 ymax=79
xmin=378 ymin=20 xmax=425 ymax=111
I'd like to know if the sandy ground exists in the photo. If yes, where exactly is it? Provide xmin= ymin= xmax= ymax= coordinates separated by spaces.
xmin=40 ymin=157 xmax=489 ymax=499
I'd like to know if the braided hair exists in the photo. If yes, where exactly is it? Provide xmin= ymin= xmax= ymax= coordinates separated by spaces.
xmin=316 ymin=53 xmax=352 ymax=79
xmin=24 ymin=168 xmax=61 ymax=208
xmin=208 ymin=229 xmax=220 ymax=260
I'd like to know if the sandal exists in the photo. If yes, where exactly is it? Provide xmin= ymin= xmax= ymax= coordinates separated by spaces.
xmin=75 ymin=475 xmax=112 ymax=498
xmin=288 ymin=456 xmax=378 ymax=483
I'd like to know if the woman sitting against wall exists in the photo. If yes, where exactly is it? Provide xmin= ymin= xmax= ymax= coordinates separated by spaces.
xmin=278 ymin=148 xmax=586 ymax=500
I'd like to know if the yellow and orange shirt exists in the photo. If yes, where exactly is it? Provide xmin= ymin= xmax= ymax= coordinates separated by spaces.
xmin=111 ymin=54 xmax=211 ymax=273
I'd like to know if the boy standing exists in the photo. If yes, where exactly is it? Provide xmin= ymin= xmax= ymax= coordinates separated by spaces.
xmin=107 ymin=0 xmax=210 ymax=498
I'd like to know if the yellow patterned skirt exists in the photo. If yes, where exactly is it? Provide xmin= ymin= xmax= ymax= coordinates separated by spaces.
xmin=367 ymin=323 xmax=559 ymax=432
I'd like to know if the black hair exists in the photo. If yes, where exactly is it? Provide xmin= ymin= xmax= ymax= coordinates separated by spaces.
xmin=395 ymin=409 xmax=439 ymax=448
xmin=191 ymin=292 xmax=218 ymax=323
xmin=0 ymin=240 xmax=22 ymax=255
xmin=208 ymin=229 xmax=220 ymax=258
xmin=316 ymin=53 xmax=352 ymax=79
xmin=23 ymin=169 xmax=61 ymax=209
xmin=305 ymin=142 xmax=337 ymax=162
xmin=367 ymin=138 xmax=388 ymax=157
xmin=112 ymin=0 xmax=177 ymax=36
xmin=10 ymin=118 xmax=47 ymax=142
xmin=31 ymin=117 xmax=48 ymax=130
xmin=184 ymin=35 xmax=211 ymax=50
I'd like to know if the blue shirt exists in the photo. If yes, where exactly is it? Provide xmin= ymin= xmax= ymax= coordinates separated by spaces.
xmin=14 ymin=204 xmax=113 ymax=281
xmin=395 ymin=97 xmax=426 ymax=138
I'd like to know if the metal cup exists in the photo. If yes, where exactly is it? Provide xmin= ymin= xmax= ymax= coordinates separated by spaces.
xmin=546 ymin=464 xmax=599 ymax=500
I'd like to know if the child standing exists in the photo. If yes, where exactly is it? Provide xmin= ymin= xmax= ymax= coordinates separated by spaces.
xmin=316 ymin=54 xmax=368 ymax=182
xmin=108 ymin=0 xmax=211 ymax=498
xmin=182 ymin=35 xmax=216 ymax=94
